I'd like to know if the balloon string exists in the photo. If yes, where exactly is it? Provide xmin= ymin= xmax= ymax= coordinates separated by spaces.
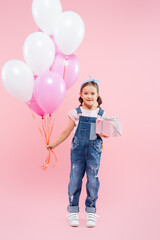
xmin=41 ymin=149 xmax=57 ymax=171
xmin=28 ymin=103 xmax=46 ymax=143
xmin=45 ymin=115 xmax=49 ymax=143
xmin=63 ymin=56 xmax=68 ymax=80
xmin=48 ymin=117 xmax=54 ymax=141
xmin=43 ymin=116 xmax=47 ymax=136
xmin=28 ymin=102 xmax=36 ymax=120
xmin=47 ymin=112 xmax=56 ymax=143
xmin=41 ymin=147 xmax=57 ymax=171
xmin=50 ymin=115 xmax=57 ymax=168
xmin=47 ymin=115 xmax=51 ymax=144
xmin=27 ymin=104 xmax=58 ymax=171
xmin=41 ymin=114 xmax=58 ymax=171
xmin=51 ymin=149 xmax=58 ymax=168
xmin=41 ymin=151 xmax=51 ymax=171
xmin=42 ymin=118 xmax=48 ymax=143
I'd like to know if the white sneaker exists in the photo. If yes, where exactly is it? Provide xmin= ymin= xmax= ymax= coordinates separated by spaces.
xmin=86 ymin=213 xmax=99 ymax=227
xmin=66 ymin=212 xmax=79 ymax=227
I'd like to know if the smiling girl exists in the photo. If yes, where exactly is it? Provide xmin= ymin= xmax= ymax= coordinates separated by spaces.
xmin=46 ymin=75 xmax=109 ymax=227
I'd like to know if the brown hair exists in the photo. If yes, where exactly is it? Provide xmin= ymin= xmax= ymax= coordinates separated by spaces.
xmin=78 ymin=81 xmax=102 ymax=108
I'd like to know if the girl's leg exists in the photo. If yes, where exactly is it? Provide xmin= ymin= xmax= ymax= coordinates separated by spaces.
xmin=67 ymin=142 xmax=85 ymax=213
xmin=85 ymin=162 xmax=100 ymax=213
xmin=67 ymin=161 xmax=85 ymax=213
xmin=85 ymin=140 xmax=102 ymax=213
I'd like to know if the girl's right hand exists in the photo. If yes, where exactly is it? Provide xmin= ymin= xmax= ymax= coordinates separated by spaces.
xmin=46 ymin=144 xmax=55 ymax=151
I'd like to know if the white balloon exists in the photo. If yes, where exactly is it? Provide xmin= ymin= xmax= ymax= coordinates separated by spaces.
xmin=1 ymin=60 xmax=34 ymax=102
xmin=54 ymin=11 xmax=85 ymax=55
xmin=32 ymin=0 xmax=62 ymax=35
xmin=23 ymin=32 xmax=55 ymax=75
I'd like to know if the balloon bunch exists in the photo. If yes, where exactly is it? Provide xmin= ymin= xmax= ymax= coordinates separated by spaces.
xmin=1 ymin=0 xmax=85 ymax=171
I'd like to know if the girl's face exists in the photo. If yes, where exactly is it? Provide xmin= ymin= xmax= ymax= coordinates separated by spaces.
xmin=80 ymin=85 xmax=99 ymax=108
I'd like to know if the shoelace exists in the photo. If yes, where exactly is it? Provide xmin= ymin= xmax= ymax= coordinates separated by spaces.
xmin=66 ymin=213 xmax=79 ymax=222
xmin=87 ymin=213 xmax=100 ymax=222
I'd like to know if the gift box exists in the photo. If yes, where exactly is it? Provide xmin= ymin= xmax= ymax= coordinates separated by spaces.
xmin=96 ymin=117 xmax=122 ymax=137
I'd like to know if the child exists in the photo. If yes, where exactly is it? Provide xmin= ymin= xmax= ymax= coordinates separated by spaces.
xmin=46 ymin=75 xmax=109 ymax=228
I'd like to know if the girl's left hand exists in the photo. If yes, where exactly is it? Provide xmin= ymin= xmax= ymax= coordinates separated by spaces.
xmin=99 ymin=133 xmax=109 ymax=138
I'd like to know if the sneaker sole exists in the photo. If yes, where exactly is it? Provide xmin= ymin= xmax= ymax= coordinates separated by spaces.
xmin=70 ymin=224 xmax=79 ymax=227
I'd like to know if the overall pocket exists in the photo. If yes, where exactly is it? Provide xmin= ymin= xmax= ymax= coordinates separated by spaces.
xmin=78 ymin=122 xmax=88 ymax=139
xmin=93 ymin=139 xmax=103 ymax=153
xmin=71 ymin=138 xmax=79 ymax=150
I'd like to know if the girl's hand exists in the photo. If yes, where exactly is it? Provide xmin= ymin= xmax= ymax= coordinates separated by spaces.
xmin=99 ymin=133 xmax=109 ymax=138
xmin=46 ymin=144 xmax=55 ymax=151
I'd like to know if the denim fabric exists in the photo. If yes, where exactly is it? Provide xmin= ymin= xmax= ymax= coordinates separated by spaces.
xmin=67 ymin=107 xmax=104 ymax=213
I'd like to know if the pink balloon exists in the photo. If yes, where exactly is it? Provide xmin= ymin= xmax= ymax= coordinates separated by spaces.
xmin=26 ymin=75 xmax=46 ymax=117
xmin=26 ymin=93 xmax=46 ymax=117
xmin=34 ymin=71 xmax=66 ymax=114
xmin=51 ymin=53 xmax=80 ymax=90
xmin=50 ymin=34 xmax=62 ymax=55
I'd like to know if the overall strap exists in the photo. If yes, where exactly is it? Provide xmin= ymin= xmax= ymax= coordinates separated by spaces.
xmin=98 ymin=108 xmax=104 ymax=116
xmin=75 ymin=107 xmax=82 ymax=115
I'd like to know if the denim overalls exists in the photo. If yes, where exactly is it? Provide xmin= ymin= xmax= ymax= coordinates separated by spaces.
xmin=67 ymin=107 xmax=104 ymax=213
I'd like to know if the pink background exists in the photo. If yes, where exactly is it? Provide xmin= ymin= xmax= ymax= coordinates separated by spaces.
xmin=0 ymin=0 xmax=160 ymax=239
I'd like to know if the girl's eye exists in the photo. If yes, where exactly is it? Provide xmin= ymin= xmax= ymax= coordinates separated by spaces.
xmin=84 ymin=92 xmax=95 ymax=95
